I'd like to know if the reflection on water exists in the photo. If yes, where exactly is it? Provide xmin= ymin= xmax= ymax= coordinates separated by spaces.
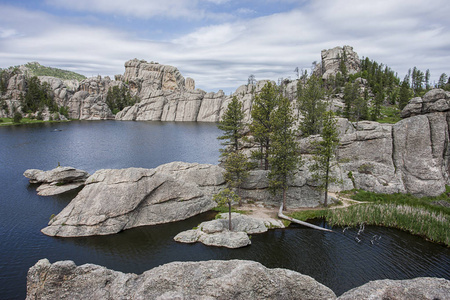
xmin=0 ymin=121 xmax=448 ymax=298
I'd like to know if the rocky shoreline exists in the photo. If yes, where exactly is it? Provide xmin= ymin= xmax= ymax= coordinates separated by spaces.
xmin=26 ymin=259 xmax=449 ymax=299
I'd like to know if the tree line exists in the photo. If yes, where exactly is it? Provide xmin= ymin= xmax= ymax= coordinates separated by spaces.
xmin=215 ymin=79 xmax=340 ymax=226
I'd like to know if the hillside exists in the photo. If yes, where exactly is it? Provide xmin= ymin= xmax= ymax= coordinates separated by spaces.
xmin=23 ymin=62 xmax=86 ymax=81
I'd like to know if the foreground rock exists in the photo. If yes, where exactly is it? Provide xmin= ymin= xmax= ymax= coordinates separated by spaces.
xmin=24 ymin=166 xmax=89 ymax=196
xmin=339 ymin=277 xmax=450 ymax=300
xmin=26 ymin=259 xmax=337 ymax=300
xmin=174 ymin=212 xmax=284 ymax=248
xmin=41 ymin=162 xmax=225 ymax=237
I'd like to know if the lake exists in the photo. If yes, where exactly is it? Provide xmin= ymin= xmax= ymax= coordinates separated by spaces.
xmin=0 ymin=120 xmax=449 ymax=299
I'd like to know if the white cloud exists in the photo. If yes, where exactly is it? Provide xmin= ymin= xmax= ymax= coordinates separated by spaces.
xmin=0 ymin=1 xmax=449 ymax=92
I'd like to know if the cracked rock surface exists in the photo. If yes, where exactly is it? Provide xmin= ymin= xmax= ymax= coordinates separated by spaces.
xmin=41 ymin=162 xmax=225 ymax=237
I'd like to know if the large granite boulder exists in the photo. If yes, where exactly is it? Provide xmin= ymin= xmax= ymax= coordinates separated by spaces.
xmin=401 ymin=88 xmax=450 ymax=118
xmin=41 ymin=162 xmax=225 ymax=237
xmin=26 ymin=259 xmax=337 ymax=300
xmin=338 ymin=277 xmax=450 ymax=300
xmin=24 ymin=166 xmax=89 ymax=196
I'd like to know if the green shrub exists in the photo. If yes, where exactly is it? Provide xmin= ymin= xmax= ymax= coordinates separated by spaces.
xmin=13 ymin=112 xmax=22 ymax=123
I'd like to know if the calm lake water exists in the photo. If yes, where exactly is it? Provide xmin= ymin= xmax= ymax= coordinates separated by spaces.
xmin=0 ymin=120 xmax=449 ymax=299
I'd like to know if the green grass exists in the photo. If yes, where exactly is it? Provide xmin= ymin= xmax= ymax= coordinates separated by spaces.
xmin=25 ymin=62 xmax=86 ymax=81
xmin=327 ymin=203 xmax=448 ymax=245
xmin=331 ymin=189 xmax=449 ymax=245
xmin=289 ymin=209 xmax=328 ymax=221
xmin=0 ymin=117 xmax=69 ymax=126
xmin=377 ymin=105 xmax=402 ymax=124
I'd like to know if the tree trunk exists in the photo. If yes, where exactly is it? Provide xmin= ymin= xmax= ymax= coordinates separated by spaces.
xmin=324 ymin=156 xmax=330 ymax=207
xmin=277 ymin=203 xmax=333 ymax=232
xmin=228 ymin=202 xmax=232 ymax=231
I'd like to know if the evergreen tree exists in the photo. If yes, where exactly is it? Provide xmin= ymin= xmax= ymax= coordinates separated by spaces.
xmin=297 ymin=75 xmax=326 ymax=136
xmin=425 ymin=69 xmax=431 ymax=90
xmin=213 ymin=188 xmax=240 ymax=230
xmin=438 ymin=73 xmax=448 ymax=89
xmin=22 ymin=76 xmax=56 ymax=113
xmin=398 ymin=76 xmax=411 ymax=110
xmin=370 ymin=90 xmax=384 ymax=121
xmin=343 ymin=82 xmax=360 ymax=120
xmin=411 ymin=67 xmax=424 ymax=96
xmin=268 ymin=96 xmax=301 ymax=210
xmin=309 ymin=110 xmax=340 ymax=207
xmin=223 ymin=151 xmax=249 ymax=206
xmin=250 ymin=81 xmax=279 ymax=170
xmin=217 ymin=96 xmax=249 ymax=205
xmin=217 ymin=96 xmax=245 ymax=155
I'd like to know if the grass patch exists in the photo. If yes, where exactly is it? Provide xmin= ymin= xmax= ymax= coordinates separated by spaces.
xmin=289 ymin=209 xmax=328 ymax=221
xmin=330 ymin=188 xmax=450 ymax=245
xmin=326 ymin=204 xmax=448 ymax=245
xmin=0 ymin=117 xmax=69 ymax=126
xmin=377 ymin=105 xmax=402 ymax=124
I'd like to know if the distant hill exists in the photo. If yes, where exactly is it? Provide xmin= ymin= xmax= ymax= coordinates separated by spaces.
xmin=24 ymin=62 xmax=86 ymax=81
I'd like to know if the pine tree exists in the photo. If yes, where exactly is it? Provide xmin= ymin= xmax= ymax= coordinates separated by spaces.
xmin=223 ymin=151 xmax=249 ymax=206
xmin=438 ymin=73 xmax=448 ymax=89
xmin=268 ymin=96 xmax=301 ymax=210
xmin=370 ymin=90 xmax=384 ymax=121
xmin=250 ymin=82 xmax=279 ymax=170
xmin=213 ymin=188 xmax=240 ymax=230
xmin=398 ymin=76 xmax=411 ymax=110
xmin=297 ymin=75 xmax=326 ymax=137
xmin=217 ymin=96 xmax=245 ymax=155
xmin=309 ymin=110 xmax=340 ymax=207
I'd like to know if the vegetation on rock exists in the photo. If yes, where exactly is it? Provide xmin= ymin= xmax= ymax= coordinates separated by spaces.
xmin=24 ymin=62 xmax=86 ymax=81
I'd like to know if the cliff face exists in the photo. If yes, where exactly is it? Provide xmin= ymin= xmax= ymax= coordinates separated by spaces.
xmin=115 ymin=61 xmax=279 ymax=123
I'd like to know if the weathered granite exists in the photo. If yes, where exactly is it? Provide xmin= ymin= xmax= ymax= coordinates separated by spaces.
xmin=174 ymin=213 xmax=283 ymax=248
xmin=338 ymin=277 xmax=450 ymax=300
xmin=24 ymin=166 xmax=89 ymax=196
xmin=41 ymin=162 xmax=225 ymax=237
xmin=314 ymin=45 xmax=361 ymax=80
xmin=401 ymin=88 xmax=450 ymax=118
xmin=26 ymin=259 xmax=337 ymax=300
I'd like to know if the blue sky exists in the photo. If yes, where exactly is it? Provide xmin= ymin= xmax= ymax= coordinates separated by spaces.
xmin=0 ymin=0 xmax=449 ymax=92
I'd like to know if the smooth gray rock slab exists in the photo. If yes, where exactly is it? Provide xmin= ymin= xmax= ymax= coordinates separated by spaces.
xmin=24 ymin=166 xmax=89 ymax=184
xmin=338 ymin=277 xmax=450 ymax=300
xmin=42 ymin=162 xmax=225 ymax=237
xmin=36 ymin=182 xmax=84 ymax=196
xmin=26 ymin=259 xmax=337 ymax=300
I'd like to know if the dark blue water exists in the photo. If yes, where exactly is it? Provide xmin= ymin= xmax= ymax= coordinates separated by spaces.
xmin=0 ymin=121 xmax=449 ymax=299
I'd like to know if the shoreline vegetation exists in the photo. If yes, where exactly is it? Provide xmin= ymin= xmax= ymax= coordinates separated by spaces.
xmin=288 ymin=188 xmax=450 ymax=246
xmin=0 ymin=117 xmax=70 ymax=126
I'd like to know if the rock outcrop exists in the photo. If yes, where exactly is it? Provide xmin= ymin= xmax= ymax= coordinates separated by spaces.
xmin=26 ymin=259 xmax=337 ymax=300
xmin=314 ymin=45 xmax=361 ymax=80
xmin=24 ymin=167 xmax=89 ymax=196
xmin=41 ymin=162 xmax=225 ymax=237
xmin=338 ymin=277 xmax=450 ymax=300
xmin=335 ymin=89 xmax=450 ymax=197
xmin=114 ymin=62 xmax=267 ymax=123
xmin=174 ymin=212 xmax=283 ymax=248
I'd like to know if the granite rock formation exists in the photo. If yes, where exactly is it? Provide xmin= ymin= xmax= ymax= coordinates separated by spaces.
xmin=26 ymin=259 xmax=337 ymax=300
xmin=41 ymin=162 xmax=225 ymax=237
xmin=174 ymin=212 xmax=283 ymax=248
xmin=314 ymin=45 xmax=361 ymax=80
xmin=24 ymin=167 xmax=89 ymax=196
xmin=338 ymin=277 xmax=450 ymax=300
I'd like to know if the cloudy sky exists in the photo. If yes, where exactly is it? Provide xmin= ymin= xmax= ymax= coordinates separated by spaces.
xmin=0 ymin=0 xmax=449 ymax=92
